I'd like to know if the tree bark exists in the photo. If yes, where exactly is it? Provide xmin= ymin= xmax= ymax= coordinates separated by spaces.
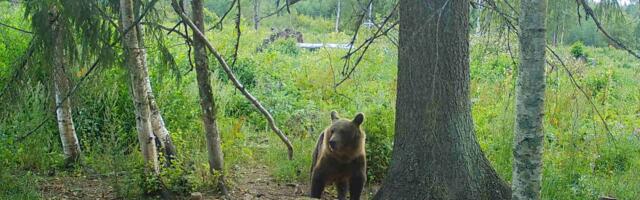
xmin=373 ymin=0 xmax=511 ymax=199
xmin=50 ymin=7 xmax=82 ymax=166
xmin=133 ymin=0 xmax=178 ymax=165
xmin=512 ymin=0 xmax=547 ymax=199
xmin=192 ymin=0 xmax=227 ymax=194
xmin=120 ymin=0 xmax=159 ymax=174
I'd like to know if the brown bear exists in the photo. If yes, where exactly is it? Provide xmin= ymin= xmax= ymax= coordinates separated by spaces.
xmin=310 ymin=111 xmax=366 ymax=200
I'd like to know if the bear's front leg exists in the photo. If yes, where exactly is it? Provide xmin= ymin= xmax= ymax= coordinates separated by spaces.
xmin=336 ymin=180 xmax=348 ymax=200
xmin=349 ymin=171 xmax=365 ymax=200
xmin=310 ymin=172 xmax=326 ymax=198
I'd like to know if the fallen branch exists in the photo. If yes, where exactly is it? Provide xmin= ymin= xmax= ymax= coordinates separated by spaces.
xmin=578 ymin=0 xmax=640 ymax=59
xmin=170 ymin=0 xmax=294 ymax=160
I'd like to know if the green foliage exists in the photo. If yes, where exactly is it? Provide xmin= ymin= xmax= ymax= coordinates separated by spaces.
xmin=0 ymin=171 xmax=41 ymax=199
xmin=571 ymin=41 xmax=587 ymax=58
xmin=216 ymin=58 xmax=257 ymax=90
xmin=2 ymin=1 xmax=640 ymax=199
xmin=267 ymin=38 xmax=301 ymax=56
xmin=363 ymin=106 xmax=394 ymax=183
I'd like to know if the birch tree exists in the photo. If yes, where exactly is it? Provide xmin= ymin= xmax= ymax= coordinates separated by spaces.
xmin=512 ymin=0 xmax=547 ymax=199
xmin=49 ymin=6 xmax=81 ymax=166
xmin=120 ymin=0 xmax=159 ymax=173
xmin=132 ymin=1 xmax=178 ymax=164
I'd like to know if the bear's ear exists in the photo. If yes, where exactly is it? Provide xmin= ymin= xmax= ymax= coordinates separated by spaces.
xmin=353 ymin=113 xmax=364 ymax=126
xmin=331 ymin=111 xmax=339 ymax=122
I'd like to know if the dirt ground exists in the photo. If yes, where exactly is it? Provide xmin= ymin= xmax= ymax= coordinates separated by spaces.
xmin=38 ymin=164 xmax=378 ymax=200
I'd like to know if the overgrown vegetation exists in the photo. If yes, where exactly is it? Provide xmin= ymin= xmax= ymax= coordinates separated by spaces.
xmin=1 ymin=1 xmax=639 ymax=199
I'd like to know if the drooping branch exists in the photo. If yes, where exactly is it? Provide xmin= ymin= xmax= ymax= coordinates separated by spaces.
xmin=208 ymin=0 xmax=237 ymax=31
xmin=170 ymin=0 xmax=294 ymax=160
xmin=0 ymin=38 xmax=35 ymax=99
xmin=546 ymin=45 xmax=616 ymax=142
xmin=0 ymin=21 xmax=33 ymax=34
xmin=141 ymin=22 xmax=192 ymax=43
xmin=231 ymin=0 xmax=241 ymax=67
xmin=257 ymin=0 xmax=303 ymax=21
xmin=17 ymin=56 xmax=102 ymax=141
xmin=17 ymin=1 xmax=159 ymax=141
xmin=577 ymin=0 xmax=640 ymax=59
xmin=335 ymin=2 xmax=398 ymax=88
xmin=480 ymin=0 xmax=616 ymax=142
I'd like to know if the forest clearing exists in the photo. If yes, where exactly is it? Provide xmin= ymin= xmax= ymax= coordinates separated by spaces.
xmin=1 ymin=0 xmax=640 ymax=199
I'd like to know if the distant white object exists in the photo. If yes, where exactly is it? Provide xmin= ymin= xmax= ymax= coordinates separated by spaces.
xmin=297 ymin=43 xmax=353 ymax=50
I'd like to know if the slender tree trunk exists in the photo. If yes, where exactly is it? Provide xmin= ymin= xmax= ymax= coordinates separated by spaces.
xmin=50 ymin=7 xmax=81 ymax=166
xmin=475 ymin=0 xmax=482 ymax=35
xmin=120 ymin=0 xmax=159 ymax=174
xmin=133 ymin=0 xmax=178 ymax=165
xmin=335 ymin=0 xmax=341 ymax=32
xmin=192 ymin=0 xmax=227 ymax=193
xmin=373 ymin=0 xmax=511 ymax=199
xmin=512 ymin=0 xmax=547 ymax=199
xmin=560 ymin=22 xmax=565 ymax=44
xmin=552 ymin=25 xmax=558 ymax=46
xmin=253 ymin=0 xmax=260 ymax=30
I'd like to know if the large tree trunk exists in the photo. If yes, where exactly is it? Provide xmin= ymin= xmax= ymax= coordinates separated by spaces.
xmin=512 ymin=0 xmax=547 ymax=199
xmin=191 ymin=0 xmax=227 ymax=193
xmin=50 ymin=7 xmax=81 ymax=166
xmin=373 ymin=0 xmax=511 ymax=199
xmin=133 ymin=0 xmax=178 ymax=165
xmin=120 ymin=0 xmax=159 ymax=174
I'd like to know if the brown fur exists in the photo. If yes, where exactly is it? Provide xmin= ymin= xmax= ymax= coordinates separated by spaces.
xmin=310 ymin=111 xmax=366 ymax=200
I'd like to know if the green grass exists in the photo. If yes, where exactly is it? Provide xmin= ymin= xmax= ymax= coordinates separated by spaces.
xmin=1 ymin=5 xmax=639 ymax=199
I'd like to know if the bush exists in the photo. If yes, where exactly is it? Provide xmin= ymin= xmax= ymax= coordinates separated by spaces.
xmin=363 ymin=106 xmax=394 ymax=183
xmin=268 ymin=39 xmax=301 ymax=56
xmin=571 ymin=41 xmax=587 ymax=59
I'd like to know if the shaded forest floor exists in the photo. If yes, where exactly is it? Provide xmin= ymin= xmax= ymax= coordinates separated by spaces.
xmin=38 ymin=162 xmax=378 ymax=200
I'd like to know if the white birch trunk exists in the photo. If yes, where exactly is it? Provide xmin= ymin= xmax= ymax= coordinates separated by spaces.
xmin=131 ymin=1 xmax=178 ymax=165
xmin=512 ymin=0 xmax=547 ymax=199
xmin=51 ymin=6 xmax=81 ymax=165
xmin=335 ymin=0 xmax=341 ymax=32
xmin=146 ymin=79 xmax=177 ymax=163
xmin=120 ymin=0 xmax=159 ymax=174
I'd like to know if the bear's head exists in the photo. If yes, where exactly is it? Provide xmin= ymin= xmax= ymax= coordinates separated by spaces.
xmin=325 ymin=111 xmax=365 ymax=156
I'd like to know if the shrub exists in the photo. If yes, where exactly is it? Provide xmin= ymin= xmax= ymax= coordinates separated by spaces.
xmin=571 ymin=41 xmax=587 ymax=59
